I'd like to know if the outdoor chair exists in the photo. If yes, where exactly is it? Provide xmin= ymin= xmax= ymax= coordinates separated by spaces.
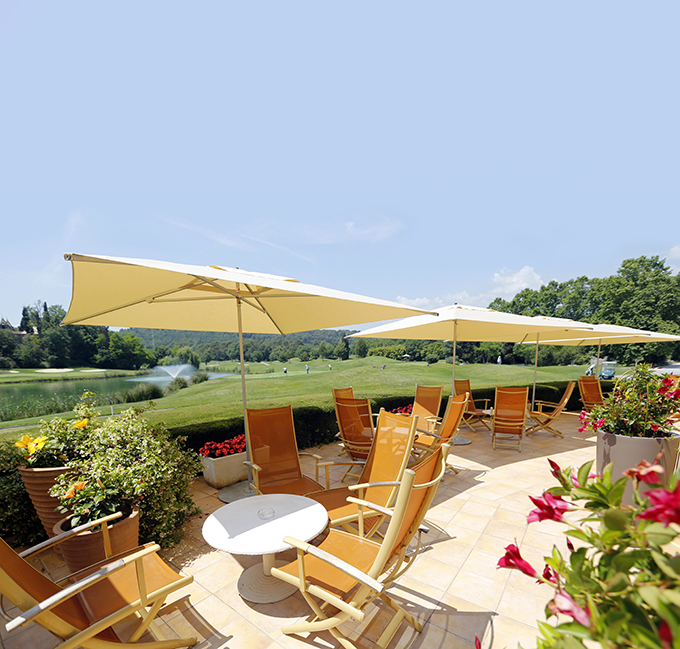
xmin=491 ymin=386 xmax=530 ymax=452
xmin=0 ymin=512 xmax=195 ymax=649
xmin=271 ymin=443 xmax=450 ymax=649
xmin=578 ymin=376 xmax=604 ymax=412
xmin=245 ymin=405 xmax=330 ymax=496
xmin=526 ymin=382 xmax=575 ymax=438
xmin=332 ymin=387 xmax=355 ymax=400
xmin=413 ymin=394 xmax=468 ymax=467
xmin=412 ymin=384 xmax=443 ymax=431
xmin=306 ymin=409 xmax=417 ymax=538
xmin=334 ymin=396 xmax=375 ymax=482
xmin=454 ymin=379 xmax=491 ymax=431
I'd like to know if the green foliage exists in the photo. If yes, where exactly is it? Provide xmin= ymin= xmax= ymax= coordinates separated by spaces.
xmin=580 ymin=365 xmax=680 ymax=438
xmin=50 ymin=405 xmax=201 ymax=547
xmin=190 ymin=370 xmax=210 ymax=385
xmin=166 ymin=377 xmax=189 ymax=393
xmin=353 ymin=337 xmax=368 ymax=358
xmin=0 ymin=440 xmax=44 ymax=546
xmin=334 ymin=337 xmax=350 ymax=361
xmin=512 ymin=459 xmax=680 ymax=649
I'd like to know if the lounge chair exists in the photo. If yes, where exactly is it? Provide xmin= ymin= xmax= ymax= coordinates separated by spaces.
xmin=334 ymin=396 xmax=375 ymax=482
xmin=454 ymin=379 xmax=491 ymax=431
xmin=332 ymin=387 xmax=355 ymax=400
xmin=578 ymin=376 xmax=604 ymax=412
xmin=0 ymin=513 xmax=195 ymax=649
xmin=526 ymin=382 xmax=575 ymax=438
xmin=245 ymin=405 xmax=330 ymax=495
xmin=491 ymin=387 xmax=529 ymax=452
xmin=412 ymin=384 xmax=443 ymax=431
xmin=306 ymin=409 xmax=417 ymax=538
xmin=271 ymin=443 xmax=450 ymax=649
xmin=413 ymin=393 xmax=468 ymax=461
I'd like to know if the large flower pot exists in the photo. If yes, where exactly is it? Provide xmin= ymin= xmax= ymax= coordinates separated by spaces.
xmin=53 ymin=506 xmax=140 ymax=573
xmin=596 ymin=431 xmax=680 ymax=505
xmin=18 ymin=466 xmax=71 ymax=540
xmin=201 ymin=452 xmax=248 ymax=488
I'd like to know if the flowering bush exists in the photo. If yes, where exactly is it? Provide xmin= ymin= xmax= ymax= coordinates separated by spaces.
xmin=50 ymin=405 xmax=202 ymax=547
xmin=579 ymin=364 xmax=680 ymax=438
xmin=199 ymin=434 xmax=247 ymax=458
xmin=390 ymin=404 xmax=413 ymax=415
xmin=14 ymin=392 xmax=97 ymax=467
xmin=497 ymin=456 xmax=680 ymax=648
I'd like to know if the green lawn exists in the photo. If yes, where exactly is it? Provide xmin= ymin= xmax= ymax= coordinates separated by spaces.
xmin=0 ymin=357 xmax=602 ymax=442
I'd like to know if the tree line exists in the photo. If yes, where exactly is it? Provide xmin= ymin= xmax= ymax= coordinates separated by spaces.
xmin=1 ymin=255 xmax=678 ymax=370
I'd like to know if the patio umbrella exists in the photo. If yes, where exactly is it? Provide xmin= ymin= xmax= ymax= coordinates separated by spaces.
xmin=62 ymin=253 xmax=432 ymax=422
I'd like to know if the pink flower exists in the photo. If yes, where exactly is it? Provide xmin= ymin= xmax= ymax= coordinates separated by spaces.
xmin=623 ymin=457 xmax=664 ymax=485
xmin=593 ymin=418 xmax=605 ymax=429
xmin=578 ymin=424 xmax=588 ymax=433
xmin=548 ymin=591 xmax=590 ymax=627
xmin=638 ymin=483 xmax=680 ymax=526
xmin=540 ymin=563 xmax=558 ymax=585
xmin=527 ymin=492 xmax=571 ymax=523
xmin=578 ymin=410 xmax=588 ymax=422
xmin=659 ymin=619 xmax=672 ymax=649
xmin=498 ymin=544 xmax=537 ymax=578
xmin=548 ymin=458 xmax=562 ymax=480
xmin=566 ymin=537 xmax=575 ymax=553
xmin=570 ymin=468 xmax=601 ymax=487
xmin=474 ymin=636 xmax=481 ymax=649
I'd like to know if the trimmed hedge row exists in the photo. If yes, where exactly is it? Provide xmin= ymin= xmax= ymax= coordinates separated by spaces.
xmin=169 ymin=380 xmax=597 ymax=452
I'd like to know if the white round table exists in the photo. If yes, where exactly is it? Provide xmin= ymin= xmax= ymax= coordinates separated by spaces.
xmin=202 ymin=493 xmax=328 ymax=603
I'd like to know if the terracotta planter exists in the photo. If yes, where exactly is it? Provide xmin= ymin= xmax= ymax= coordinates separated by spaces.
xmin=201 ymin=452 xmax=248 ymax=488
xmin=596 ymin=431 xmax=680 ymax=505
xmin=18 ymin=466 xmax=71 ymax=539
xmin=53 ymin=506 xmax=140 ymax=573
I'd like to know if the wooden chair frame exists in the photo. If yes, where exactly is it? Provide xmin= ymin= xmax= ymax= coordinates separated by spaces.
xmin=454 ymin=379 xmax=491 ymax=431
xmin=526 ymin=382 xmax=575 ymax=438
xmin=491 ymin=387 xmax=529 ymax=452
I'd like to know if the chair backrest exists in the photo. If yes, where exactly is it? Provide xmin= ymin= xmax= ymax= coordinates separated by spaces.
xmin=334 ymin=397 xmax=375 ymax=459
xmin=332 ymin=387 xmax=354 ymax=400
xmin=366 ymin=443 xmax=449 ymax=580
xmin=454 ymin=379 xmax=476 ymax=412
xmin=434 ymin=394 xmax=469 ymax=443
xmin=493 ymin=387 xmax=529 ymax=435
xmin=578 ymin=376 xmax=604 ymax=411
xmin=0 ymin=537 xmax=95 ymax=640
xmin=245 ymin=405 xmax=303 ymax=486
xmin=412 ymin=385 xmax=443 ymax=421
xmin=550 ymin=381 xmax=575 ymax=416
xmin=357 ymin=409 xmax=418 ymax=510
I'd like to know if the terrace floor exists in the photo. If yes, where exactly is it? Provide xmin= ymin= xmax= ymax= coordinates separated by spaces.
xmin=2 ymin=413 xmax=597 ymax=649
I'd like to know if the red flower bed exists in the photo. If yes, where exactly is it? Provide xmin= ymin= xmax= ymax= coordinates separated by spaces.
xmin=389 ymin=404 xmax=413 ymax=415
xmin=199 ymin=434 xmax=246 ymax=458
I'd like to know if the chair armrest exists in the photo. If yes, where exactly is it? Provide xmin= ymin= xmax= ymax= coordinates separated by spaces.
xmin=472 ymin=398 xmax=490 ymax=408
xmin=345 ymin=497 xmax=393 ymax=519
xmin=7 ymin=544 xmax=162 ymax=632
xmin=243 ymin=460 xmax=262 ymax=473
xmin=282 ymin=536 xmax=383 ymax=593
xmin=347 ymin=480 xmax=400 ymax=492
xmin=299 ymin=452 xmax=323 ymax=461
xmin=19 ymin=512 xmax=124 ymax=559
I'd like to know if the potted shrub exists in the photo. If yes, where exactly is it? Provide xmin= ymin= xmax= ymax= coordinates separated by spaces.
xmin=579 ymin=364 xmax=680 ymax=503
xmin=14 ymin=393 xmax=96 ymax=540
xmin=51 ymin=404 xmax=202 ymax=554
xmin=51 ymin=476 xmax=140 ymax=573
xmin=199 ymin=434 xmax=248 ymax=488
xmin=496 ymin=456 xmax=680 ymax=649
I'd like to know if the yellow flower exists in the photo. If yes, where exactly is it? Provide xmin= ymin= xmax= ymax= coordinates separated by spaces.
xmin=15 ymin=435 xmax=33 ymax=449
xmin=73 ymin=419 xmax=88 ymax=429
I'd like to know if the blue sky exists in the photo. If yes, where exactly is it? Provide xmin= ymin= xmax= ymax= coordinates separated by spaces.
xmin=1 ymin=2 xmax=678 ymax=327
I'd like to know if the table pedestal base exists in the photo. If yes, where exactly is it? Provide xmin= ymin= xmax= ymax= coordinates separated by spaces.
xmin=237 ymin=556 xmax=297 ymax=603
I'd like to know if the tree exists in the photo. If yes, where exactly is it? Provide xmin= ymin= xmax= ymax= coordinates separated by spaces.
xmin=334 ymin=338 xmax=350 ymax=361
xmin=353 ymin=338 xmax=368 ymax=358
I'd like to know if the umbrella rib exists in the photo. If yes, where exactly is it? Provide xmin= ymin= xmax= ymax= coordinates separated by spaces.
xmin=192 ymin=276 xmax=286 ymax=336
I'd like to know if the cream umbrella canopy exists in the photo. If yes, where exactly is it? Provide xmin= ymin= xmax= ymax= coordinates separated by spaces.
xmin=62 ymin=253 xmax=433 ymax=419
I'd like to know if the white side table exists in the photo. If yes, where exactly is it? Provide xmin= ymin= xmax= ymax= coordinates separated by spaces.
xmin=202 ymin=493 xmax=328 ymax=603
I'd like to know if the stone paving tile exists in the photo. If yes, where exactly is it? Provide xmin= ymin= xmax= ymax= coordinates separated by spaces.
xmin=1 ymin=413 xmax=597 ymax=649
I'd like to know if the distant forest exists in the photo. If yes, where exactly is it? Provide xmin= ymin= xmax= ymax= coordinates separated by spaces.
xmin=1 ymin=255 xmax=678 ymax=370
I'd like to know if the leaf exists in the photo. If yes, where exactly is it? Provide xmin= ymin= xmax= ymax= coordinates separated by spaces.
xmin=604 ymin=507 xmax=632 ymax=531
xmin=638 ymin=585 xmax=662 ymax=611
xmin=577 ymin=461 xmax=595 ymax=490
xmin=607 ymin=571 xmax=630 ymax=593
xmin=651 ymin=550 xmax=680 ymax=579
xmin=662 ymin=588 xmax=680 ymax=608
xmin=644 ymin=522 xmax=679 ymax=547
xmin=612 ymin=549 xmax=651 ymax=573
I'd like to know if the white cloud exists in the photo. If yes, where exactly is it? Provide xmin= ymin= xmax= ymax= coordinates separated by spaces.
xmin=345 ymin=215 xmax=403 ymax=241
xmin=667 ymin=245 xmax=680 ymax=274
xmin=396 ymin=266 xmax=545 ymax=311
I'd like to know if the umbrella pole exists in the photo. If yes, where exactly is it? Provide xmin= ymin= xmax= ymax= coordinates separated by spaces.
xmin=595 ymin=340 xmax=602 ymax=378
xmin=531 ymin=335 xmax=539 ymax=411
xmin=451 ymin=321 xmax=458 ymax=393
xmin=237 ymin=292 xmax=250 ymax=464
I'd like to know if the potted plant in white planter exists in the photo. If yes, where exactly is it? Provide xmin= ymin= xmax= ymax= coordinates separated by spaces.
xmin=199 ymin=434 xmax=248 ymax=488
xmin=579 ymin=364 xmax=680 ymax=503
